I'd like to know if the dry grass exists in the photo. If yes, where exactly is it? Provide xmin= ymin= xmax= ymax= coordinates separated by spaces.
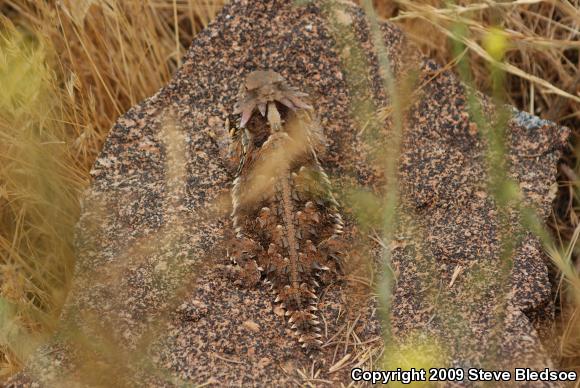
xmin=1 ymin=0 xmax=579 ymax=382
xmin=0 ymin=0 xmax=224 ymax=378
xmin=379 ymin=0 xmax=580 ymax=126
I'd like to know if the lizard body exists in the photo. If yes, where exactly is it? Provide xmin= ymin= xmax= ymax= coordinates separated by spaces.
xmin=229 ymin=70 xmax=344 ymax=353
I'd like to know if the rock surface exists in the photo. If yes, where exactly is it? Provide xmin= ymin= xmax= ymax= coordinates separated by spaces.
xmin=5 ymin=0 xmax=569 ymax=387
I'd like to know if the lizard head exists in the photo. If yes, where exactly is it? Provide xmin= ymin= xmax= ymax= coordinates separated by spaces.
xmin=234 ymin=70 xmax=313 ymax=131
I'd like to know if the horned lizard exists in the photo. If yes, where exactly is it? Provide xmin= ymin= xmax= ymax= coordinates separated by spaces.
xmin=228 ymin=70 xmax=345 ymax=353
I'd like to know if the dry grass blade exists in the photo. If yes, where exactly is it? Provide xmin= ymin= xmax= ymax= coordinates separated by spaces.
xmin=328 ymin=353 xmax=352 ymax=373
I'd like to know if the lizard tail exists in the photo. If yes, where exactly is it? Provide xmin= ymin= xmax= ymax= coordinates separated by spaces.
xmin=275 ymin=282 xmax=324 ymax=355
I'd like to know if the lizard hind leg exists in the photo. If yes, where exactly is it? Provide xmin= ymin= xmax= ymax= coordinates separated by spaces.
xmin=316 ymin=235 xmax=345 ymax=285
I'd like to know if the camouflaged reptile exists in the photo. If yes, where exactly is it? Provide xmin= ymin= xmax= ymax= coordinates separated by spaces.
xmin=228 ymin=70 xmax=345 ymax=353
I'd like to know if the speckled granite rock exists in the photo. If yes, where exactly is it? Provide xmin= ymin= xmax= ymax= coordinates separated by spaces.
xmin=5 ymin=0 xmax=569 ymax=387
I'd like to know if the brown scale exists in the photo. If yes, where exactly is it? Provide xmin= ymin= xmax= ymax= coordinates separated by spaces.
xmin=229 ymin=70 xmax=345 ymax=354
